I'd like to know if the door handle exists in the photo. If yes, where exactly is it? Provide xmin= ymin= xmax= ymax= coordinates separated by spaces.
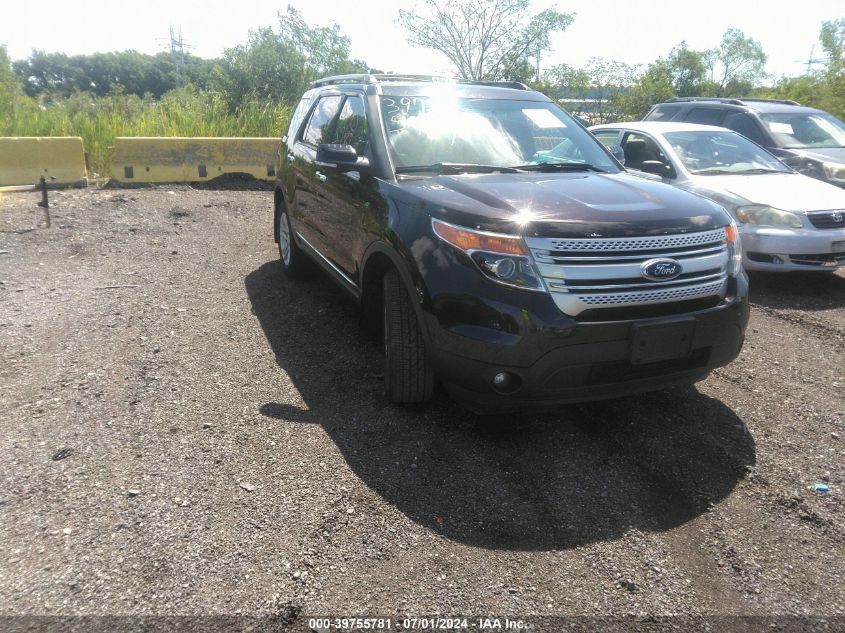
xmin=316 ymin=171 xmax=327 ymax=183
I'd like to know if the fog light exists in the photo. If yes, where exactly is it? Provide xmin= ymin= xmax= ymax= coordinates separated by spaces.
xmin=492 ymin=371 xmax=522 ymax=393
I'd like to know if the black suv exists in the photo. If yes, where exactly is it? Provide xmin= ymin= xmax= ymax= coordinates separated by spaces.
xmin=644 ymin=97 xmax=845 ymax=187
xmin=273 ymin=75 xmax=749 ymax=409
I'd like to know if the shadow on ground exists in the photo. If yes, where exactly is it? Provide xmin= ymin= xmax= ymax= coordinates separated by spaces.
xmin=748 ymin=270 xmax=845 ymax=311
xmin=246 ymin=260 xmax=755 ymax=550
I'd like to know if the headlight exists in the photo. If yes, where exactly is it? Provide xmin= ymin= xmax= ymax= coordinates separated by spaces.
xmin=735 ymin=205 xmax=803 ymax=228
xmin=432 ymin=219 xmax=546 ymax=292
xmin=822 ymin=161 xmax=845 ymax=183
xmin=725 ymin=222 xmax=742 ymax=277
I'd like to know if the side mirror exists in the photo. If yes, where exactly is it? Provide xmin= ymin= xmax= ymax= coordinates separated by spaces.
xmin=611 ymin=145 xmax=625 ymax=165
xmin=640 ymin=160 xmax=673 ymax=178
xmin=316 ymin=143 xmax=370 ymax=174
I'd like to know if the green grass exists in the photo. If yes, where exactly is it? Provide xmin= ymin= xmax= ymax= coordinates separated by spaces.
xmin=0 ymin=86 xmax=292 ymax=177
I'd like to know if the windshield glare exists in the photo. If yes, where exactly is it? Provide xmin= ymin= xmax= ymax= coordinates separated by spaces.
xmin=664 ymin=130 xmax=790 ymax=175
xmin=761 ymin=112 xmax=845 ymax=149
xmin=380 ymin=95 xmax=619 ymax=173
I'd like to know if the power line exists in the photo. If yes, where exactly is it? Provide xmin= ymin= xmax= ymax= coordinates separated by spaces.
xmin=795 ymin=44 xmax=829 ymax=75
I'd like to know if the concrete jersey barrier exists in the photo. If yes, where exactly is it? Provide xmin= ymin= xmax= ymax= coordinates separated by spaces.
xmin=0 ymin=137 xmax=87 ymax=187
xmin=110 ymin=137 xmax=281 ymax=183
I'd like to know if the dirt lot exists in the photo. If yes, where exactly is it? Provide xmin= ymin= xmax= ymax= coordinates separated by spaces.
xmin=0 ymin=185 xmax=843 ymax=631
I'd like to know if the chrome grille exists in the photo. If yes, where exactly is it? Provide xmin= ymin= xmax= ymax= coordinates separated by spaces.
xmin=543 ymin=228 xmax=728 ymax=252
xmin=807 ymin=210 xmax=845 ymax=230
xmin=526 ymin=229 xmax=729 ymax=317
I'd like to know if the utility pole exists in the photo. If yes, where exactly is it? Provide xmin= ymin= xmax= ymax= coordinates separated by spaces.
xmin=798 ymin=44 xmax=829 ymax=75
xmin=170 ymin=25 xmax=187 ymax=86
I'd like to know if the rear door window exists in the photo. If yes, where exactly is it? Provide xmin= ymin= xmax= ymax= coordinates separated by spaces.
xmin=592 ymin=129 xmax=621 ymax=148
xmin=685 ymin=107 xmax=726 ymax=126
xmin=722 ymin=112 xmax=766 ymax=146
xmin=645 ymin=105 xmax=681 ymax=121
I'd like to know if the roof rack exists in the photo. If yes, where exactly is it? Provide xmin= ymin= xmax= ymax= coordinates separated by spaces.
xmin=310 ymin=74 xmax=529 ymax=90
xmin=736 ymin=97 xmax=801 ymax=106
xmin=666 ymin=97 xmax=746 ymax=105
xmin=665 ymin=96 xmax=801 ymax=106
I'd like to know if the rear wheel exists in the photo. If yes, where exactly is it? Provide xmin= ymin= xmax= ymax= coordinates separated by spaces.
xmin=276 ymin=204 xmax=310 ymax=278
xmin=383 ymin=268 xmax=434 ymax=403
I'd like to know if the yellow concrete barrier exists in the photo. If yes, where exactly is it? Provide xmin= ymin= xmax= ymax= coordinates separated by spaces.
xmin=0 ymin=137 xmax=87 ymax=186
xmin=110 ymin=137 xmax=280 ymax=183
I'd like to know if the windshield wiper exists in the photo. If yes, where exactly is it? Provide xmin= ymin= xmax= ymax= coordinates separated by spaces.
xmin=690 ymin=168 xmax=736 ymax=175
xmin=395 ymin=163 xmax=521 ymax=175
xmin=514 ymin=161 xmax=606 ymax=173
xmin=734 ymin=168 xmax=787 ymax=174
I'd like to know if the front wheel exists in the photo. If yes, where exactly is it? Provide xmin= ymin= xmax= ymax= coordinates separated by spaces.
xmin=383 ymin=269 xmax=434 ymax=403
xmin=276 ymin=205 xmax=310 ymax=278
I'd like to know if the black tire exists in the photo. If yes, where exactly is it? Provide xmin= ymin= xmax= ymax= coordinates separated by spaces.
xmin=383 ymin=268 xmax=435 ymax=403
xmin=276 ymin=204 xmax=311 ymax=278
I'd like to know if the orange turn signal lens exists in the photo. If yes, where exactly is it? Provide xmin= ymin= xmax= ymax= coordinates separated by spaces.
xmin=432 ymin=220 xmax=527 ymax=256
xmin=725 ymin=223 xmax=738 ymax=243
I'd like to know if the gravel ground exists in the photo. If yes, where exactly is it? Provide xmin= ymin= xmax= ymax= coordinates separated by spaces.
xmin=0 ymin=186 xmax=843 ymax=632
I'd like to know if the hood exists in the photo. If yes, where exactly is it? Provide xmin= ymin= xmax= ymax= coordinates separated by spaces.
xmin=691 ymin=172 xmax=845 ymax=212
xmin=781 ymin=146 xmax=845 ymax=165
xmin=393 ymin=172 xmax=730 ymax=238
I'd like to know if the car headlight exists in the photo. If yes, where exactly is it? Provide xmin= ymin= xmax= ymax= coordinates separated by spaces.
xmin=735 ymin=205 xmax=803 ymax=229
xmin=725 ymin=222 xmax=742 ymax=277
xmin=822 ymin=161 xmax=845 ymax=183
xmin=432 ymin=219 xmax=546 ymax=292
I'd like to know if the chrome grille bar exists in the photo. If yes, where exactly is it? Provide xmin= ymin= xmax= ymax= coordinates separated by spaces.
xmin=526 ymin=228 xmax=730 ymax=317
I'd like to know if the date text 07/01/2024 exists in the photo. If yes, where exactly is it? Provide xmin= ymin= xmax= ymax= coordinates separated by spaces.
xmin=306 ymin=617 xmax=528 ymax=630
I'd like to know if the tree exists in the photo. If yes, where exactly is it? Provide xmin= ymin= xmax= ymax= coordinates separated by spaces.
xmin=582 ymin=58 xmax=638 ymax=124
xmin=609 ymin=41 xmax=707 ymax=120
xmin=704 ymin=28 xmax=767 ymax=96
xmin=614 ymin=64 xmax=674 ymax=121
xmin=213 ymin=5 xmax=372 ymax=106
xmin=0 ymin=46 xmax=21 ymax=117
xmin=818 ymin=18 xmax=845 ymax=118
xmin=664 ymin=42 xmax=708 ymax=96
xmin=13 ymin=50 xmax=216 ymax=98
xmin=820 ymin=18 xmax=845 ymax=73
xmin=756 ymin=19 xmax=844 ymax=119
xmin=397 ymin=0 xmax=574 ymax=81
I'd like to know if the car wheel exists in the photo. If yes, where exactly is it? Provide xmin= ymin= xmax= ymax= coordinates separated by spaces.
xmin=276 ymin=204 xmax=310 ymax=278
xmin=383 ymin=268 xmax=434 ymax=403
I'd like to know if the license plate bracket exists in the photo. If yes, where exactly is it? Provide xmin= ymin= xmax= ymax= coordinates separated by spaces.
xmin=630 ymin=319 xmax=696 ymax=365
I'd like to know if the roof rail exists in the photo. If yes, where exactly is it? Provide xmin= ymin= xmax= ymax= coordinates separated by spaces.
xmin=665 ymin=96 xmax=801 ymax=107
xmin=310 ymin=74 xmax=377 ymax=88
xmin=458 ymin=79 xmax=529 ymax=90
xmin=666 ymin=97 xmax=745 ymax=105
xmin=736 ymin=97 xmax=802 ymax=106
xmin=310 ymin=74 xmax=529 ymax=90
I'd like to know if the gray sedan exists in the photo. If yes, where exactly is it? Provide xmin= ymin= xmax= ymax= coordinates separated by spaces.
xmin=587 ymin=121 xmax=845 ymax=272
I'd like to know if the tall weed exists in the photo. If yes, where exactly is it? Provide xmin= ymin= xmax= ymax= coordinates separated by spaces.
xmin=0 ymin=86 xmax=291 ymax=177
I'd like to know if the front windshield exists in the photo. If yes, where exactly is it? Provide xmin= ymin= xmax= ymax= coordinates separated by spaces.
xmin=760 ymin=112 xmax=845 ymax=149
xmin=664 ymin=130 xmax=791 ymax=175
xmin=379 ymin=93 xmax=619 ymax=173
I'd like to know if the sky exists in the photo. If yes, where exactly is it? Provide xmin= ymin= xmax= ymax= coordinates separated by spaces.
xmin=2 ymin=0 xmax=844 ymax=80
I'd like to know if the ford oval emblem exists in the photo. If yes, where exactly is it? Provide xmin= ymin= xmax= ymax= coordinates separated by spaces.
xmin=641 ymin=258 xmax=683 ymax=281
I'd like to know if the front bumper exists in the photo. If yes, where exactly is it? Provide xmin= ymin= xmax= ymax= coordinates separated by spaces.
xmin=425 ymin=278 xmax=749 ymax=410
xmin=741 ymin=226 xmax=845 ymax=271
